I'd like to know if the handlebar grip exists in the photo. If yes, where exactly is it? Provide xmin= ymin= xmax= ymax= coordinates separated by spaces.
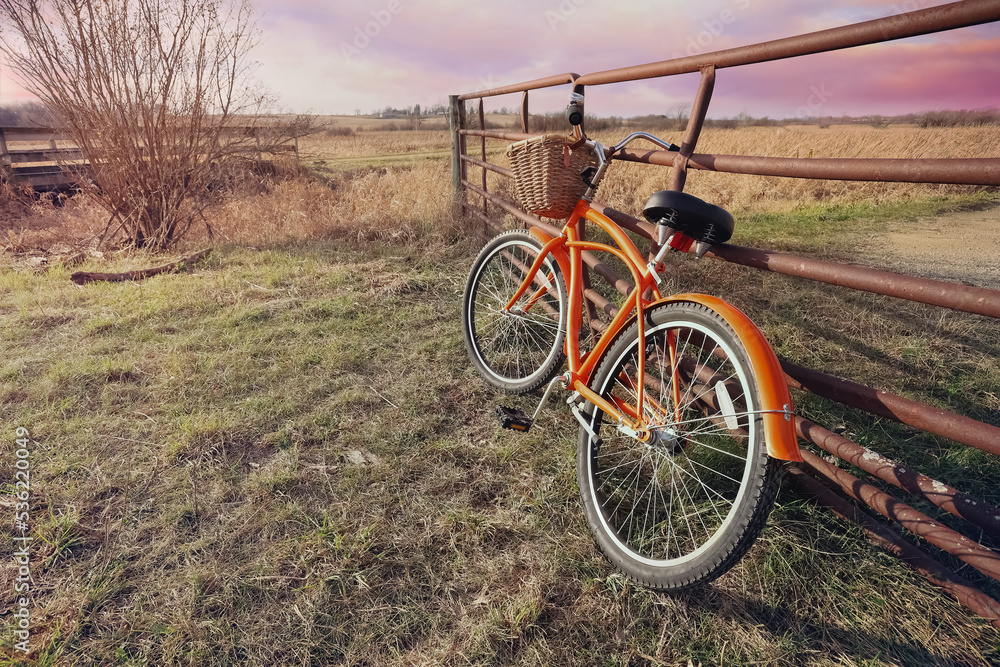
xmin=566 ymin=102 xmax=584 ymax=126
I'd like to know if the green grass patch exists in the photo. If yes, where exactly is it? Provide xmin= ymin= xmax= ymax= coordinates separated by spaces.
xmin=733 ymin=190 xmax=1000 ymax=251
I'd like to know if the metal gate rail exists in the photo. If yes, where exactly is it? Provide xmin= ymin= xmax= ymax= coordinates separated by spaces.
xmin=449 ymin=0 xmax=1000 ymax=626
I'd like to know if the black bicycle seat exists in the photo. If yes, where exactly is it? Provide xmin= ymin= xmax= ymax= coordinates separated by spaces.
xmin=642 ymin=190 xmax=734 ymax=245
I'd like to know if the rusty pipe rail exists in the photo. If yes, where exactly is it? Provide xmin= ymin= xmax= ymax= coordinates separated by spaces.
xmin=782 ymin=360 xmax=1000 ymax=459
xmin=462 ymin=130 xmax=1000 ymax=187
xmin=787 ymin=467 xmax=1000 ymax=628
xmin=458 ymin=73 xmax=578 ymax=101
xmin=799 ymin=449 xmax=1000 ymax=583
xmin=590 ymin=204 xmax=1000 ymax=319
xmin=458 ymin=1 xmax=1000 ymax=100
xmin=576 ymin=1 xmax=1000 ymax=86
xmin=796 ymin=416 xmax=1000 ymax=540
xmin=462 ymin=154 xmax=512 ymax=179
xmin=615 ymin=149 xmax=1000 ymax=186
xmin=706 ymin=243 xmax=1000 ymax=318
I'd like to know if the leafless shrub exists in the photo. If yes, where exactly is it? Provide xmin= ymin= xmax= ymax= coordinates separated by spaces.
xmin=869 ymin=115 xmax=890 ymax=129
xmin=0 ymin=0 xmax=316 ymax=249
xmin=916 ymin=108 xmax=1000 ymax=128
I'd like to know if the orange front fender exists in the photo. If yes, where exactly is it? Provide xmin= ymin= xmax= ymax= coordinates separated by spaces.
xmin=658 ymin=293 xmax=803 ymax=462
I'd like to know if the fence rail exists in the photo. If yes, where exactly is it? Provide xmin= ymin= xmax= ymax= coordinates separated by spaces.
xmin=449 ymin=0 xmax=1000 ymax=627
xmin=0 ymin=126 xmax=91 ymax=192
xmin=0 ymin=125 xmax=299 ymax=193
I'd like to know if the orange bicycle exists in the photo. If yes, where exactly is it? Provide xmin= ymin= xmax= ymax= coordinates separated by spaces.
xmin=461 ymin=93 xmax=803 ymax=590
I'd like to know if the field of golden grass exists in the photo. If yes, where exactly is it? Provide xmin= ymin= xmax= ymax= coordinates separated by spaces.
xmin=594 ymin=124 xmax=996 ymax=216
xmin=2 ymin=123 xmax=993 ymax=255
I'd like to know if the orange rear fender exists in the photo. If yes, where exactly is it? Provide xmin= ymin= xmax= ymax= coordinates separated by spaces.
xmin=657 ymin=294 xmax=802 ymax=462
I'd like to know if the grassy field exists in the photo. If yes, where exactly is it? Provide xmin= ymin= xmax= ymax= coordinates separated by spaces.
xmin=1 ymin=125 xmax=999 ymax=665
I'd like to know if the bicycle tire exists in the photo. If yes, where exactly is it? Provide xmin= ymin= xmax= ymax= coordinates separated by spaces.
xmin=578 ymin=301 xmax=780 ymax=590
xmin=462 ymin=230 xmax=567 ymax=394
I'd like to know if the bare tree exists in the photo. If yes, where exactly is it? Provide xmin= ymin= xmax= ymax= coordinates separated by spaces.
xmin=668 ymin=102 xmax=689 ymax=131
xmin=407 ymin=103 xmax=422 ymax=130
xmin=0 ymin=0 xmax=303 ymax=249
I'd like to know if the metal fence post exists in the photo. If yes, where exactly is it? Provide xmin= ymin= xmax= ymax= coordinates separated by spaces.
xmin=448 ymin=94 xmax=463 ymax=200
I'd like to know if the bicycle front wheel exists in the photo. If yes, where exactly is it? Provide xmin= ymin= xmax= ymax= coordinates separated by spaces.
xmin=578 ymin=301 xmax=780 ymax=590
xmin=462 ymin=230 xmax=567 ymax=394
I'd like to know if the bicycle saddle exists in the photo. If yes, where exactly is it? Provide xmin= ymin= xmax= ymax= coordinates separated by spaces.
xmin=642 ymin=190 xmax=734 ymax=245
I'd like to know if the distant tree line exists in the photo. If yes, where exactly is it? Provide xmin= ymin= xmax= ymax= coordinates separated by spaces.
xmin=0 ymin=101 xmax=61 ymax=126
xmin=7 ymin=99 xmax=996 ymax=135
xmin=499 ymin=108 xmax=1000 ymax=133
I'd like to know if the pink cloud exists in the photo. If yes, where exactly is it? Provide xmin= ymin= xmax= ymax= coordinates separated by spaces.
xmin=3 ymin=0 xmax=999 ymax=120
xmin=696 ymin=37 xmax=1000 ymax=118
xmin=0 ymin=72 xmax=37 ymax=106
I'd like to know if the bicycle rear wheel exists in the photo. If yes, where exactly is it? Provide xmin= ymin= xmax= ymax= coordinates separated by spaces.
xmin=462 ymin=230 xmax=567 ymax=394
xmin=578 ymin=301 xmax=780 ymax=590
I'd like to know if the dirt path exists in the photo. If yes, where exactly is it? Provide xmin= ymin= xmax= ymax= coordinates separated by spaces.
xmin=878 ymin=205 xmax=1000 ymax=286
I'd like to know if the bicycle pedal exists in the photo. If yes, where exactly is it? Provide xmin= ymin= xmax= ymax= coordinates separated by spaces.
xmin=496 ymin=406 xmax=533 ymax=432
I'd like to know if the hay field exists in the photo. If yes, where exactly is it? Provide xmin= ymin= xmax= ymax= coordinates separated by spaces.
xmin=593 ymin=123 xmax=997 ymax=216
xmin=293 ymin=122 xmax=996 ymax=235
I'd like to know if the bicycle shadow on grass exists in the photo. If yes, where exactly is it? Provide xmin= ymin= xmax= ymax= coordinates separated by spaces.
xmin=679 ymin=587 xmax=983 ymax=666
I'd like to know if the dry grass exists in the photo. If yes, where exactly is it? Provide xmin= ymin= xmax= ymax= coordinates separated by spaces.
xmin=300 ymin=129 xmax=454 ymax=160
xmin=1 ymin=122 xmax=999 ymax=666
xmin=6 ymin=124 xmax=991 ymax=254
xmin=2 ymin=240 xmax=998 ymax=666
xmin=590 ymin=124 xmax=996 ymax=217
xmin=196 ymin=161 xmax=456 ymax=247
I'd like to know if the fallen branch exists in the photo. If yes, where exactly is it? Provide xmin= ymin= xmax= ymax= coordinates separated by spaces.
xmin=70 ymin=248 xmax=212 ymax=285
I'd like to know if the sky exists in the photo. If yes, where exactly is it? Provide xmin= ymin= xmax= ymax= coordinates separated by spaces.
xmin=2 ymin=0 xmax=999 ymax=119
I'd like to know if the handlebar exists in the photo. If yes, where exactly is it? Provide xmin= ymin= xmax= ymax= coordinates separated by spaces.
xmin=566 ymin=92 xmax=680 ymax=153
xmin=566 ymin=91 xmax=682 ymax=231
xmin=610 ymin=132 xmax=680 ymax=154
xmin=579 ymin=132 xmax=680 ymax=198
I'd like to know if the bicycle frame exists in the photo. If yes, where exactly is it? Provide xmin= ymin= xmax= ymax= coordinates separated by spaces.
xmin=504 ymin=198 xmax=803 ymax=462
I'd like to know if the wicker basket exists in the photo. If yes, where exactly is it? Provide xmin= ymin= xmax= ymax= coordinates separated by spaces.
xmin=506 ymin=134 xmax=597 ymax=219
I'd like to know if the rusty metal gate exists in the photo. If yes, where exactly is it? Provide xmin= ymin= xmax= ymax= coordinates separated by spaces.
xmin=449 ymin=0 xmax=1000 ymax=626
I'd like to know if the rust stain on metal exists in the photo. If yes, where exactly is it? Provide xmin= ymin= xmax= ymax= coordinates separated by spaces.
xmin=668 ymin=66 xmax=715 ymax=193
xmin=782 ymin=360 xmax=1000 ymax=457
xmin=612 ymin=150 xmax=1000 ymax=186
xmin=707 ymin=244 xmax=1000 ymax=318
xmin=800 ymin=450 xmax=1000 ymax=583
xmin=576 ymin=1 xmax=1000 ymax=87
xmin=795 ymin=416 xmax=1000 ymax=539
